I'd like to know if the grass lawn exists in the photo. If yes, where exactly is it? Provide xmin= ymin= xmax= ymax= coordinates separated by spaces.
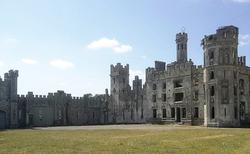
xmin=0 ymin=125 xmax=250 ymax=154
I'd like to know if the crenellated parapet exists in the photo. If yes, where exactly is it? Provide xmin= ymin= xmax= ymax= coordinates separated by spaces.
xmin=110 ymin=63 xmax=129 ymax=76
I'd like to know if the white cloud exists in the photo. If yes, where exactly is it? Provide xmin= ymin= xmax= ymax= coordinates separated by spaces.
xmin=49 ymin=59 xmax=75 ymax=70
xmin=239 ymin=34 xmax=250 ymax=46
xmin=21 ymin=58 xmax=38 ymax=65
xmin=86 ymin=37 xmax=133 ymax=53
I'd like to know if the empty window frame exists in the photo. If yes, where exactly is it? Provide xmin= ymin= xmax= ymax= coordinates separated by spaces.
xmin=174 ymin=93 xmax=184 ymax=102
xmin=174 ymin=80 xmax=183 ymax=88
xmin=162 ymin=109 xmax=167 ymax=118
xmin=210 ymin=86 xmax=215 ymax=96
xmin=194 ymin=107 xmax=199 ymax=118
xmin=182 ymin=108 xmax=186 ymax=118
xmin=239 ymin=79 xmax=244 ymax=95
xmin=193 ymin=91 xmax=199 ymax=101
xmin=153 ymin=84 xmax=157 ymax=90
xmin=162 ymin=82 xmax=166 ymax=90
xmin=152 ymin=95 xmax=157 ymax=102
xmin=171 ymin=108 xmax=175 ymax=118
xmin=153 ymin=109 xmax=157 ymax=118
xmin=209 ymin=71 xmax=215 ymax=80
xmin=162 ymin=93 xmax=167 ymax=102
xmin=211 ymin=106 xmax=215 ymax=119
xmin=209 ymin=51 xmax=214 ymax=60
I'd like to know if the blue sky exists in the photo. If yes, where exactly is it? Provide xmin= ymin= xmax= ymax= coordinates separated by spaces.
xmin=0 ymin=0 xmax=250 ymax=96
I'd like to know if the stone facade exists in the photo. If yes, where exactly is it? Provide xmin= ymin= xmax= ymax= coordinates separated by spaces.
xmin=0 ymin=25 xmax=250 ymax=128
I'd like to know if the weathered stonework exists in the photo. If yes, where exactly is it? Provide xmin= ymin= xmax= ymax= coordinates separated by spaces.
xmin=0 ymin=25 xmax=249 ymax=128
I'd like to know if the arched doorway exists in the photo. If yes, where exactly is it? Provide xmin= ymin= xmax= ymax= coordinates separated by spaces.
xmin=0 ymin=110 xmax=6 ymax=129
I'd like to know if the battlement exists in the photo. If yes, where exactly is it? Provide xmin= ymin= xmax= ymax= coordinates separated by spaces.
xmin=176 ymin=32 xmax=188 ymax=42
xmin=4 ymin=70 xmax=19 ymax=79
xmin=155 ymin=61 xmax=166 ymax=71
xmin=167 ymin=59 xmax=193 ymax=71
xmin=110 ymin=63 xmax=129 ymax=76
xmin=238 ymin=56 xmax=246 ymax=66
xmin=202 ymin=25 xmax=238 ymax=48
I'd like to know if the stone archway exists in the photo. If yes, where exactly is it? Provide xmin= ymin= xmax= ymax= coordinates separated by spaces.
xmin=0 ymin=110 xmax=6 ymax=129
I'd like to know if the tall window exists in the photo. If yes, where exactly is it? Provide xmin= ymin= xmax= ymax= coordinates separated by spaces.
xmin=234 ymin=86 xmax=237 ymax=96
xmin=193 ymin=91 xmax=199 ymax=101
xmin=153 ymin=84 xmax=157 ymax=90
xmin=152 ymin=95 xmax=156 ymax=102
xmin=171 ymin=108 xmax=175 ymax=118
xmin=162 ymin=93 xmax=167 ymax=102
xmin=234 ymin=106 xmax=238 ymax=119
xmin=153 ymin=109 xmax=157 ymax=118
xmin=210 ymin=86 xmax=215 ymax=96
xmin=239 ymin=79 xmax=244 ymax=95
xmin=194 ymin=107 xmax=199 ymax=118
xmin=182 ymin=108 xmax=186 ymax=118
xmin=209 ymin=51 xmax=214 ymax=60
xmin=122 ymin=78 xmax=125 ymax=84
xmin=162 ymin=82 xmax=166 ymax=90
xmin=162 ymin=109 xmax=167 ymax=119
xmin=211 ymin=107 xmax=215 ymax=119
xmin=209 ymin=71 xmax=215 ymax=80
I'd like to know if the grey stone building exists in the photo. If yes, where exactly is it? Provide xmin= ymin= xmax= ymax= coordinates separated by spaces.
xmin=0 ymin=25 xmax=250 ymax=128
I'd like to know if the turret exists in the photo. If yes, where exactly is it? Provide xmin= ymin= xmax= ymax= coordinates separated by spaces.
xmin=202 ymin=25 xmax=238 ymax=67
xmin=176 ymin=32 xmax=188 ymax=63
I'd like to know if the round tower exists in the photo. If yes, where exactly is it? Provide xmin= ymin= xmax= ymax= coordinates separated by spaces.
xmin=202 ymin=26 xmax=240 ymax=127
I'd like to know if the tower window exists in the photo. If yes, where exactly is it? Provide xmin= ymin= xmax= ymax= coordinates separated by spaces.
xmin=209 ymin=51 xmax=214 ymax=60
xmin=153 ymin=84 xmax=157 ymax=90
xmin=152 ymin=95 xmax=156 ymax=102
xmin=209 ymin=71 xmax=215 ymax=80
xmin=162 ymin=109 xmax=167 ymax=118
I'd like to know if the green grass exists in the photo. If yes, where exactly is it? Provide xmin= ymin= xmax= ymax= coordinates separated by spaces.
xmin=1 ymin=126 xmax=250 ymax=154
